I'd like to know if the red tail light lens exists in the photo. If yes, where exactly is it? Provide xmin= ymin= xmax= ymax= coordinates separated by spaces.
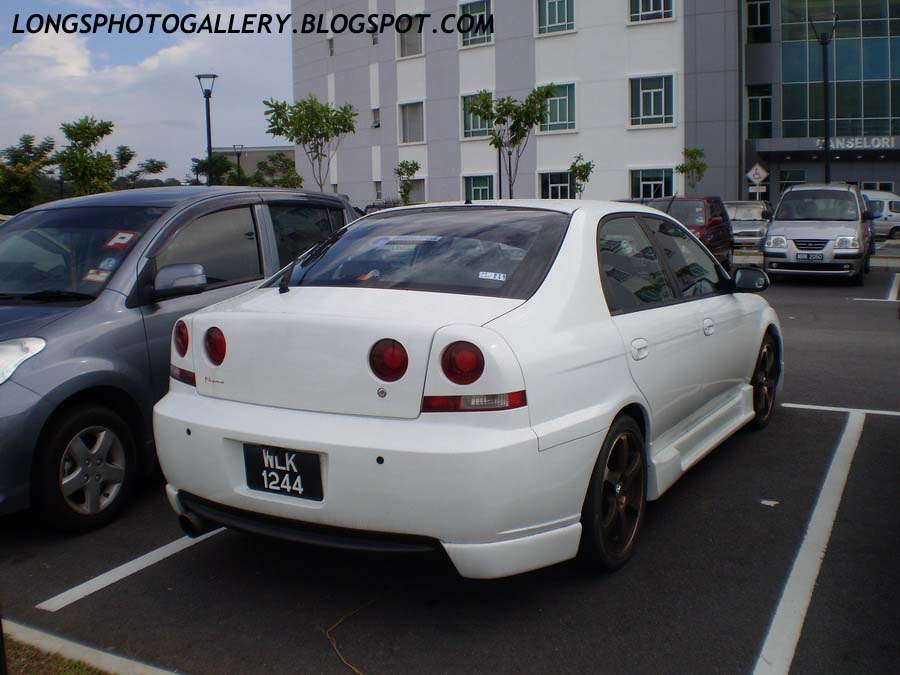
xmin=174 ymin=320 xmax=189 ymax=358
xmin=422 ymin=390 xmax=527 ymax=413
xmin=204 ymin=327 xmax=226 ymax=366
xmin=441 ymin=342 xmax=484 ymax=385
xmin=369 ymin=339 xmax=408 ymax=382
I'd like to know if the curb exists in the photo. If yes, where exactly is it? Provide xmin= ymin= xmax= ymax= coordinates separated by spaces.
xmin=2 ymin=620 xmax=175 ymax=675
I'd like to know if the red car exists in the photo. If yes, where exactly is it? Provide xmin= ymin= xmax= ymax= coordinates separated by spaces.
xmin=647 ymin=196 xmax=734 ymax=271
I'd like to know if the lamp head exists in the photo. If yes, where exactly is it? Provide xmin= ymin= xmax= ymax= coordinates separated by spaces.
xmin=195 ymin=73 xmax=218 ymax=97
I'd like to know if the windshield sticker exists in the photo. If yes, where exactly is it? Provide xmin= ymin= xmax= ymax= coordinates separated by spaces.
xmin=479 ymin=271 xmax=507 ymax=282
xmin=99 ymin=257 xmax=119 ymax=271
xmin=83 ymin=269 xmax=110 ymax=283
xmin=104 ymin=231 xmax=139 ymax=249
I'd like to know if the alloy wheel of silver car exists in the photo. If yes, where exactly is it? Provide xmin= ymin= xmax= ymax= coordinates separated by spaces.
xmin=58 ymin=426 xmax=126 ymax=515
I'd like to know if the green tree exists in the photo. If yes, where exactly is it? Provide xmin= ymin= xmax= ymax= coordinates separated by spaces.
xmin=394 ymin=160 xmax=421 ymax=205
xmin=0 ymin=134 xmax=56 ymax=213
xmin=263 ymin=95 xmax=357 ymax=191
xmin=676 ymin=148 xmax=707 ymax=192
xmin=114 ymin=145 xmax=136 ymax=176
xmin=569 ymin=154 xmax=595 ymax=198
xmin=248 ymin=152 xmax=304 ymax=188
xmin=467 ymin=85 xmax=556 ymax=198
xmin=192 ymin=154 xmax=234 ymax=185
xmin=54 ymin=116 xmax=117 ymax=195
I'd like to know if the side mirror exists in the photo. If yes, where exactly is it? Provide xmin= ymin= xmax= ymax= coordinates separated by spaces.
xmin=761 ymin=209 xmax=773 ymax=221
xmin=153 ymin=263 xmax=207 ymax=300
xmin=732 ymin=267 xmax=770 ymax=293
xmin=861 ymin=210 xmax=876 ymax=221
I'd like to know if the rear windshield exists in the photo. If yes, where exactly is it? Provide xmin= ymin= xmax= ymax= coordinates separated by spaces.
xmin=726 ymin=203 xmax=767 ymax=221
xmin=775 ymin=190 xmax=859 ymax=221
xmin=277 ymin=207 xmax=570 ymax=299
xmin=647 ymin=199 xmax=707 ymax=226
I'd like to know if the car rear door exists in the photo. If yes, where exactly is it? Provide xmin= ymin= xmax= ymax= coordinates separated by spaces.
xmin=596 ymin=215 xmax=709 ymax=446
xmin=139 ymin=197 xmax=271 ymax=400
xmin=642 ymin=215 xmax=757 ymax=410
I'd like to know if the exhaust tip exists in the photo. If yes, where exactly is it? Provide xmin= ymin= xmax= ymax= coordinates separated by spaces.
xmin=179 ymin=512 xmax=212 ymax=538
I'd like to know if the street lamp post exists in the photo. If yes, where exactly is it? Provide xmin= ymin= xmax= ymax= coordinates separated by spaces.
xmin=195 ymin=73 xmax=218 ymax=186
xmin=809 ymin=14 xmax=837 ymax=183
xmin=233 ymin=144 xmax=244 ymax=183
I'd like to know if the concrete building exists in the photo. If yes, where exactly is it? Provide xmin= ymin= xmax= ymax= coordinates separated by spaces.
xmin=746 ymin=0 xmax=900 ymax=203
xmin=291 ymin=1 xmax=897 ymax=207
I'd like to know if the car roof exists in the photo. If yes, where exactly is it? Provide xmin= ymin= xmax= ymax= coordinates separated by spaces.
xmin=785 ymin=182 xmax=855 ymax=193
xmin=861 ymin=190 xmax=900 ymax=200
xmin=359 ymin=199 xmax=680 ymax=219
xmin=26 ymin=186 xmax=349 ymax=212
xmin=724 ymin=200 xmax=766 ymax=205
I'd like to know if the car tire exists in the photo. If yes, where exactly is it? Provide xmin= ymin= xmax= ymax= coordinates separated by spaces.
xmin=890 ymin=227 xmax=900 ymax=240
xmin=32 ymin=404 xmax=136 ymax=532
xmin=749 ymin=334 xmax=779 ymax=430
xmin=850 ymin=266 xmax=865 ymax=286
xmin=864 ymin=255 xmax=871 ymax=274
xmin=578 ymin=415 xmax=646 ymax=571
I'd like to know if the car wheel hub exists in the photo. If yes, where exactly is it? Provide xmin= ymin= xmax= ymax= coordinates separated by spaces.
xmin=58 ymin=426 xmax=126 ymax=516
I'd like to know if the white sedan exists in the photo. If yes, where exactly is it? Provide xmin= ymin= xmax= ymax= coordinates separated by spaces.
xmin=154 ymin=201 xmax=782 ymax=579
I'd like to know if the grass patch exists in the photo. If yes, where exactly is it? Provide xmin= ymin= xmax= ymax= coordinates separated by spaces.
xmin=3 ymin=635 xmax=109 ymax=675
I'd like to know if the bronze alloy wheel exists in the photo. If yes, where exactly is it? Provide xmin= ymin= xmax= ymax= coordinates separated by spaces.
xmin=579 ymin=415 xmax=647 ymax=571
xmin=750 ymin=335 xmax=778 ymax=429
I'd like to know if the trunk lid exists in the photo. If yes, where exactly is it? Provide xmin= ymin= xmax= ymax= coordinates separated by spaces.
xmin=189 ymin=287 xmax=522 ymax=419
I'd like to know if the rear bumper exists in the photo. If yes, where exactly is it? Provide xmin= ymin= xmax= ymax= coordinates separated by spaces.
xmin=154 ymin=382 xmax=598 ymax=578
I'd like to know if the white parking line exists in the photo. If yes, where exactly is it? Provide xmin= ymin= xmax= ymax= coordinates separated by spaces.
xmin=3 ymin=619 xmax=174 ymax=674
xmin=783 ymin=402 xmax=900 ymax=418
xmin=36 ymin=528 xmax=223 ymax=612
xmin=753 ymin=411 xmax=866 ymax=675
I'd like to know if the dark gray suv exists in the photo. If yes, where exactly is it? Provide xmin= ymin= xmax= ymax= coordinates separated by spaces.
xmin=0 ymin=187 xmax=356 ymax=530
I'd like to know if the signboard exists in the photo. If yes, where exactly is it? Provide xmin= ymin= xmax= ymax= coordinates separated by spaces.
xmin=748 ymin=186 xmax=767 ymax=193
xmin=746 ymin=163 xmax=769 ymax=185
xmin=815 ymin=136 xmax=898 ymax=150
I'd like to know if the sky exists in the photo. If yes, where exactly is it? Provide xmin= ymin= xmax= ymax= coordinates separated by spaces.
xmin=0 ymin=0 xmax=293 ymax=181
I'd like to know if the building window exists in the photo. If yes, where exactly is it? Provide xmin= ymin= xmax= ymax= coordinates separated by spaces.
xmin=398 ymin=28 xmax=423 ymax=58
xmin=400 ymin=102 xmax=425 ymax=144
xmin=464 ymin=175 xmax=494 ymax=201
xmin=748 ymin=84 xmax=772 ymax=138
xmin=630 ymin=76 xmax=674 ymax=125
xmin=630 ymin=0 xmax=672 ymax=22
xmin=409 ymin=179 xmax=426 ymax=204
xmin=460 ymin=1 xmax=493 ymax=46
xmin=779 ymin=170 xmax=805 ymax=194
xmin=540 ymin=171 xmax=576 ymax=199
xmin=331 ymin=183 xmax=339 ymax=194
xmin=462 ymin=94 xmax=492 ymax=138
xmin=862 ymin=181 xmax=895 ymax=192
xmin=747 ymin=1 xmax=771 ymax=43
xmin=327 ymin=38 xmax=334 ymax=56
xmin=374 ymin=181 xmax=383 ymax=201
xmin=630 ymin=168 xmax=674 ymax=199
xmin=541 ymin=84 xmax=576 ymax=131
xmin=372 ymin=108 xmax=381 ymax=128
xmin=538 ymin=0 xmax=575 ymax=34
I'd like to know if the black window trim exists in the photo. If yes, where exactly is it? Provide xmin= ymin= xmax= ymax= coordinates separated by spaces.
xmin=596 ymin=212 xmax=732 ymax=317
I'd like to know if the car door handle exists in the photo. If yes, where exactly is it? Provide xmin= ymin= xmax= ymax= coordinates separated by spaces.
xmin=703 ymin=318 xmax=715 ymax=336
xmin=630 ymin=338 xmax=649 ymax=361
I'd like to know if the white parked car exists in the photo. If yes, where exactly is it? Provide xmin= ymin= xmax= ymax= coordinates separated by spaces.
xmin=154 ymin=201 xmax=782 ymax=579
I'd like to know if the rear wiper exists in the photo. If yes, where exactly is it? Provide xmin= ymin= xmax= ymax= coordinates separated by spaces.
xmin=19 ymin=289 xmax=96 ymax=302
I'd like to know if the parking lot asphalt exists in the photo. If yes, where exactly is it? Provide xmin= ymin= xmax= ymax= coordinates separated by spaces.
xmin=2 ymin=271 xmax=898 ymax=674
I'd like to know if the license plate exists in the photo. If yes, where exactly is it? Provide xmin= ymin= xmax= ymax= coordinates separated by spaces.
xmin=243 ymin=444 xmax=323 ymax=501
xmin=796 ymin=253 xmax=824 ymax=261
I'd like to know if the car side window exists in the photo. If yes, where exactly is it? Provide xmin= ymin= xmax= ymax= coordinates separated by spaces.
xmin=328 ymin=208 xmax=347 ymax=229
xmin=597 ymin=217 xmax=676 ymax=313
xmin=644 ymin=217 xmax=727 ymax=299
xmin=269 ymin=203 xmax=336 ymax=268
xmin=156 ymin=207 xmax=261 ymax=287
xmin=890 ymin=201 xmax=900 ymax=213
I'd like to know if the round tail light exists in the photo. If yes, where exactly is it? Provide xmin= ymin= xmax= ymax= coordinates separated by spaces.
xmin=204 ymin=327 xmax=226 ymax=366
xmin=174 ymin=321 xmax=189 ymax=358
xmin=369 ymin=339 xmax=408 ymax=382
xmin=441 ymin=342 xmax=484 ymax=385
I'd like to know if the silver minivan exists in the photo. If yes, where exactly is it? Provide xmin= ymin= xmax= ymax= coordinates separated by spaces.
xmin=861 ymin=189 xmax=900 ymax=240
xmin=762 ymin=183 xmax=873 ymax=285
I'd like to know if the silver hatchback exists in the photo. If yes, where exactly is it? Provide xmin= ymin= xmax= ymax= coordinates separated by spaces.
xmin=763 ymin=183 xmax=873 ymax=286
